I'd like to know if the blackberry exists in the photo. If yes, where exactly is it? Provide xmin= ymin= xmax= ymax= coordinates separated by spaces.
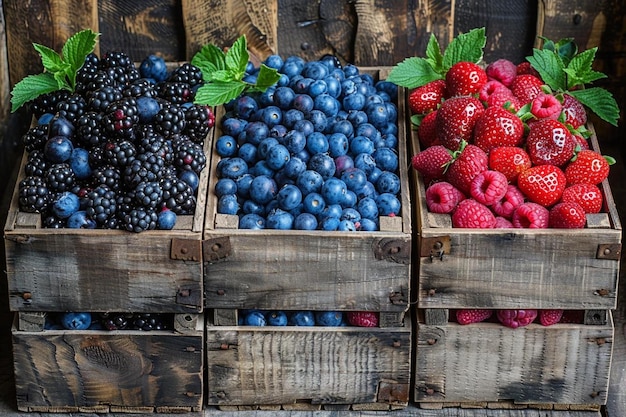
xmin=25 ymin=150 xmax=50 ymax=177
xmin=75 ymin=111 xmax=107 ymax=149
xmin=183 ymin=104 xmax=214 ymax=143
xmin=22 ymin=125 xmax=48 ymax=152
xmin=86 ymin=85 xmax=123 ymax=112
xmin=123 ymin=151 xmax=165 ymax=188
xmin=136 ymin=131 xmax=173 ymax=164
xmin=91 ymin=164 xmax=122 ymax=191
xmin=115 ymin=190 xmax=136 ymax=222
xmin=99 ymin=51 xmax=134 ymax=71
xmin=122 ymin=78 xmax=157 ymax=98
xmin=173 ymin=138 xmax=206 ymax=174
xmin=168 ymin=63 xmax=204 ymax=88
xmin=101 ymin=313 xmax=132 ymax=330
xmin=18 ymin=175 xmax=50 ymax=213
xmin=82 ymin=70 xmax=118 ymax=93
xmin=160 ymin=174 xmax=196 ymax=214
xmin=154 ymin=102 xmax=186 ymax=138
xmin=134 ymin=181 xmax=163 ymax=209
xmin=88 ymin=145 xmax=107 ymax=169
xmin=55 ymin=93 xmax=87 ymax=124
xmin=123 ymin=207 xmax=157 ymax=232
xmin=103 ymin=97 xmax=139 ymax=139
xmin=86 ymin=185 xmax=117 ymax=226
xmin=156 ymin=81 xmax=193 ymax=104
xmin=104 ymin=139 xmax=136 ymax=167
xmin=75 ymin=53 xmax=100 ymax=93
xmin=131 ymin=313 xmax=170 ymax=331
xmin=43 ymin=214 xmax=66 ymax=229
xmin=29 ymin=90 xmax=71 ymax=119
xmin=46 ymin=163 xmax=76 ymax=193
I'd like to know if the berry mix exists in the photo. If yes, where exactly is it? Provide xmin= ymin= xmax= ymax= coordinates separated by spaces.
xmin=18 ymin=52 xmax=214 ymax=232
xmin=238 ymin=309 xmax=379 ymax=327
xmin=45 ymin=311 xmax=174 ymax=331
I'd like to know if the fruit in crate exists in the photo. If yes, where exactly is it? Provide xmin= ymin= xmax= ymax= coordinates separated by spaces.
xmin=10 ymin=29 xmax=215 ymax=232
xmin=388 ymin=28 xmax=619 ymax=229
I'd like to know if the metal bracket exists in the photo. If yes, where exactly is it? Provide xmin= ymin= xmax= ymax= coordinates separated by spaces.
xmin=170 ymin=238 xmax=202 ymax=261
xmin=372 ymin=238 xmax=411 ymax=264
xmin=420 ymin=236 xmax=451 ymax=261
xmin=378 ymin=382 xmax=409 ymax=403
xmin=596 ymin=243 xmax=621 ymax=260
xmin=203 ymin=236 xmax=232 ymax=262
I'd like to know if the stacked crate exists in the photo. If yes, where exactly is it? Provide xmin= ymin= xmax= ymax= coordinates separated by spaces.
xmin=409 ymin=123 xmax=621 ymax=411
xmin=3 ymin=125 xmax=212 ymax=412
xmin=201 ymin=68 xmax=413 ymax=411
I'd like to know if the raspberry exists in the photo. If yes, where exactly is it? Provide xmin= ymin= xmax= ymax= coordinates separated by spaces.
xmin=425 ymin=181 xmax=465 ymax=214
xmin=495 ymin=216 xmax=513 ymax=228
xmin=511 ymin=202 xmax=549 ymax=228
xmin=478 ymin=80 xmax=509 ymax=103
xmin=456 ymin=309 xmax=492 ymax=325
xmin=530 ymin=92 xmax=562 ymax=120
xmin=539 ymin=309 xmax=563 ymax=326
xmin=497 ymin=309 xmax=537 ymax=328
xmin=346 ymin=311 xmax=379 ymax=327
xmin=491 ymin=185 xmax=525 ymax=219
xmin=486 ymin=58 xmax=517 ymax=87
xmin=469 ymin=170 xmax=508 ymax=206
xmin=451 ymin=198 xmax=496 ymax=229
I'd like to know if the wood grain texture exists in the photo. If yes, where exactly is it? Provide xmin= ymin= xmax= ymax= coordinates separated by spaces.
xmin=206 ymin=322 xmax=411 ymax=406
xmin=409 ymin=0 xmax=454 ymax=60
xmin=415 ymin=315 xmax=614 ymax=405
xmin=0 ymin=1 xmax=11 ymax=120
xmin=12 ymin=327 xmax=203 ymax=410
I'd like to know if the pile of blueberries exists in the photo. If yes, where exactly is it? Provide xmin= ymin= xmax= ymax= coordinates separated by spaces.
xmin=240 ymin=309 xmax=348 ymax=327
xmin=214 ymin=55 xmax=402 ymax=231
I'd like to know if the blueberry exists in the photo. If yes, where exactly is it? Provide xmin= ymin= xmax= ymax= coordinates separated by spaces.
xmin=334 ymin=154 xmax=354 ymax=175
xmin=357 ymin=197 xmax=379 ymax=220
xmin=283 ymin=156 xmax=306 ymax=179
xmin=273 ymin=86 xmax=296 ymax=110
xmin=52 ymin=191 xmax=80 ymax=219
xmin=289 ymin=310 xmax=315 ymax=326
xmin=219 ymin=157 xmax=248 ymax=179
xmin=267 ymin=310 xmax=288 ymax=326
xmin=136 ymin=96 xmax=160 ymax=123
xmin=350 ymin=135 xmax=375 ymax=155
xmin=330 ymin=119 xmax=354 ymax=139
xmin=44 ymin=136 xmax=74 ymax=163
xmin=323 ymin=76 xmax=342 ymax=98
xmin=376 ymin=193 xmax=401 ymax=216
xmin=258 ymin=86 xmax=276 ymax=107
xmin=338 ymin=219 xmax=356 ymax=231
xmin=215 ymin=178 xmax=238 ymax=197
xmin=343 ymin=64 xmax=359 ymax=77
xmin=315 ymin=311 xmax=343 ymax=326
xmin=239 ymin=213 xmax=266 ymax=229
xmin=215 ymin=135 xmax=238 ymax=157
xmin=139 ymin=54 xmax=168 ymax=82
xmin=266 ymin=208 xmax=294 ymax=229
xmin=359 ymin=218 xmax=379 ymax=231
xmin=343 ymin=92 xmax=366 ymax=111
xmin=262 ymin=105 xmax=283 ymax=127
xmin=354 ymin=153 xmax=377 ymax=175
xmin=382 ymin=134 xmax=398 ymax=149
xmin=249 ymin=175 xmax=277 ymax=204
xmin=277 ymin=184 xmax=302 ymax=211
xmin=368 ymin=166 xmax=383 ymax=184
xmin=244 ymin=310 xmax=267 ymax=326
xmin=341 ymin=79 xmax=357 ymax=97
xmin=293 ymin=94 xmax=314 ymax=114
xmin=341 ymin=190 xmax=357 ymax=208
xmin=235 ymin=174 xmax=254 ymax=198
xmin=237 ymin=142 xmax=258 ymax=165
xmin=242 ymin=199 xmax=265 ymax=216
xmin=376 ymin=171 xmax=401 ymax=195
xmin=38 ymin=113 xmax=54 ymax=126
xmin=318 ymin=203 xmax=343 ymax=221
xmin=341 ymin=207 xmax=361 ymax=222
xmin=284 ymin=129 xmax=306 ymax=154
xmin=67 ymin=210 xmax=96 ymax=229
xmin=302 ymin=192 xmax=326 ymax=215
xmin=236 ymin=95 xmax=259 ymax=120
xmin=243 ymin=121 xmax=269 ymax=145
xmin=292 ymin=77 xmax=313 ymax=94
xmin=264 ymin=54 xmax=284 ymax=70
xmin=356 ymin=181 xmax=378 ymax=200
xmin=319 ymin=216 xmax=340 ymax=231
xmin=306 ymin=132 xmax=329 ymax=154
xmin=341 ymin=168 xmax=367 ymax=192
xmin=47 ymin=114 xmax=74 ymax=138
xmin=314 ymin=94 xmax=340 ymax=117
xmin=366 ymin=103 xmax=389 ymax=128
xmin=280 ymin=56 xmax=305 ymax=78
xmin=157 ymin=209 xmax=177 ymax=230
xmin=307 ymin=109 xmax=328 ymax=132
xmin=307 ymin=79 xmax=328 ymax=97
xmin=321 ymin=177 xmax=347 ymax=206
xmin=265 ymin=144 xmax=290 ymax=170
xmin=283 ymin=109 xmax=304 ymax=129
xmin=293 ymin=119 xmax=314 ymax=137
xmin=251 ymin=160 xmax=275 ymax=177
xmin=69 ymin=147 xmax=92 ymax=180
xmin=60 ymin=312 xmax=92 ymax=330
xmin=308 ymin=153 xmax=336 ymax=180
xmin=258 ymin=137 xmax=279 ymax=159
xmin=217 ymin=194 xmax=240 ymax=215
xmin=294 ymin=212 xmax=318 ymax=230
xmin=347 ymin=110 xmax=368 ymax=126
xmin=222 ymin=117 xmax=247 ymax=137
xmin=179 ymin=170 xmax=199 ymax=192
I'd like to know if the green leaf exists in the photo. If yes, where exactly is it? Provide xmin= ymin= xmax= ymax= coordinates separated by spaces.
xmin=191 ymin=43 xmax=227 ymax=79
xmin=564 ymin=47 xmax=607 ymax=88
xmin=62 ymin=29 xmax=99 ymax=74
xmin=10 ymin=73 xmax=63 ymax=112
xmin=194 ymin=81 xmax=246 ymax=107
xmin=254 ymin=64 xmax=281 ymax=90
xmin=387 ymin=57 xmax=442 ymax=89
xmin=424 ymin=34 xmax=444 ymax=74
xmin=225 ymin=35 xmax=249 ymax=77
xmin=568 ymin=87 xmax=620 ymax=127
xmin=33 ymin=43 xmax=65 ymax=73
xmin=526 ymin=48 xmax=566 ymax=91
xmin=442 ymin=27 xmax=486 ymax=70
xmin=210 ymin=69 xmax=237 ymax=83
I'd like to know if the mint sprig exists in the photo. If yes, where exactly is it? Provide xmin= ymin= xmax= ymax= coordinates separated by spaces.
xmin=192 ymin=35 xmax=281 ymax=107
xmin=387 ymin=27 xmax=486 ymax=89
xmin=10 ymin=29 xmax=99 ymax=112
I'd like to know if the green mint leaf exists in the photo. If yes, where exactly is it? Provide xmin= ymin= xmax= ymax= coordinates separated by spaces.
xmin=194 ymin=81 xmax=246 ymax=107
xmin=526 ymin=48 xmax=566 ymax=91
xmin=225 ymin=35 xmax=249 ymax=78
xmin=10 ymin=73 xmax=62 ymax=112
xmin=387 ymin=57 xmax=442 ymax=89
xmin=568 ymin=87 xmax=620 ymax=127
xmin=210 ymin=69 xmax=237 ymax=82
xmin=62 ymin=29 xmax=98 ymax=73
xmin=442 ymin=27 xmax=486 ymax=70
xmin=425 ymin=34 xmax=444 ymax=74
xmin=564 ymin=47 xmax=607 ymax=88
xmin=33 ymin=43 xmax=65 ymax=73
xmin=191 ymin=44 xmax=226 ymax=80
xmin=253 ymin=64 xmax=281 ymax=91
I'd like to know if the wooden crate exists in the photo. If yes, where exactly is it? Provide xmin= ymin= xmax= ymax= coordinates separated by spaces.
xmin=11 ymin=312 xmax=204 ymax=413
xmin=410 ymin=123 xmax=622 ymax=311
xmin=414 ymin=310 xmax=614 ymax=409
xmin=206 ymin=310 xmax=411 ymax=410
xmin=203 ymin=68 xmax=411 ymax=325
xmin=3 ymin=126 xmax=212 ymax=314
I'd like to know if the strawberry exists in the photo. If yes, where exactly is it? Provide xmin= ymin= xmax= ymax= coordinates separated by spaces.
xmin=526 ymin=119 xmax=576 ymax=167
xmin=496 ymin=309 xmax=537 ymax=328
xmin=470 ymin=170 xmax=508 ymax=206
xmin=486 ymin=58 xmax=517 ymax=87
xmin=445 ymin=61 xmax=488 ymax=96
xmin=510 ymin=74 xmax=544 ymax=105
xmin=572 ymin=133 xmax=590 ymax=150
xmin=515 ymin=61 xmax=541 ymax=78
xmin=456 ymin=309 xmax=493 ymax=325
xmin=492 ymin=184 xmax=525 ymax=219
xmin=346 ymin=311 xmax=378 ymax=327
xmin=561 ymin=93 xmax=587 ymax=129
xmin=512 ymin=202 xmax=550 ymax=228
xmin=444 ymin=142 xmax=489 ymax=195
xmin=436 ymin=96 xmax=485 ymax=150
xmin=488 ymin=146 xmax=531 ymax=182
xmin=517 ymin=164 xmax=566 ymax=207
xmin=530 ymin=92 xmax=562 ymax=120
xmin=549 ymin=202 xmax=587 ymax=228
xmin=473 ymin=106 xmax=524 ymax=152
xmin=564 ymin=149 xmax=611 ymax=186
xmin=425 ymin=181 xmax=466 ymax=213
xmin=561 ymin=183 xmax=603 ymax=213
xmin=411 ymin=145 xmax=453 ymax=179
xmin=417 ymin=110 xmax=439 ymax=148
xmin=539 ymin=309 xmax=564 ymax=326
xmin=451 ymin=198 xmax=496 ymax=228
xmin=408 ymin=79 xmax=447 ymax=115
xmin=486 ymin=89 xmax=521 ymax=111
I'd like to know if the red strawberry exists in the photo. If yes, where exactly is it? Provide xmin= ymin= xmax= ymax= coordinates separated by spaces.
xmin=486 ymin=89 xmax=521 ymax=111
xmin=446 ymin=61 xmax=488 ymax=96
xmin=530 ymin=92 xmax=562 ymax=120
xmin=561 ymin=183 xmax=603 ymax=213
xmin=517 ymin=164 xmax=566 ymax=207
xmin=572 ymin=133 xmax=590 ymax=150
xmin=456 ymin=309 xmax=493 ymax=325
xmin=425 ymin=181 xmax=466 ymax=213
xmin=549 ymin=202 xmax=587 ymax=229
xmin=473 ymin=106 xmax=524 ymax=152
xmin=470 ymin=170 xmax=508 ymax=206
xmin=451 ymin=198 xmax=497 ymax=228
xmin=411 ymin=145 xmax=453 ymax=179
xmin=526 ymin=119 xmax=576 ymax=167
xmin=488 ymin=146 xmax=531 ymax=182
xmin=436 ymin=96 xmax=485 ymax=150
xmin=444 ymin=142 xmax=489 ymax=195
xmin=408 ymin=79 xmax=447 ymax=115
xmin=510 ymin=74 xmax=544 ymax=105
xmin=486 ymin=58 xmax=517 ymax=87
xmin=512 ymin=202 xmax=550 ymax=228
xmin=346 ymin=311 xmax=378 ymax=327
xmin=492 ymin=184 xmax=525 ymax=219
xmin=515 ymin=61 xmax=541 ymax=78
xmin=564 ymin=149 xmax=612 ymax=186
xmin=561 ymin=93 xmax=587 ymax=129
xmin=496 ymin=309 xmax=537 ymax=328
xmin=539 ymin=309 xmax=564 ymax=326
xmin=417 ymin=110 xmax=439 ymax=148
